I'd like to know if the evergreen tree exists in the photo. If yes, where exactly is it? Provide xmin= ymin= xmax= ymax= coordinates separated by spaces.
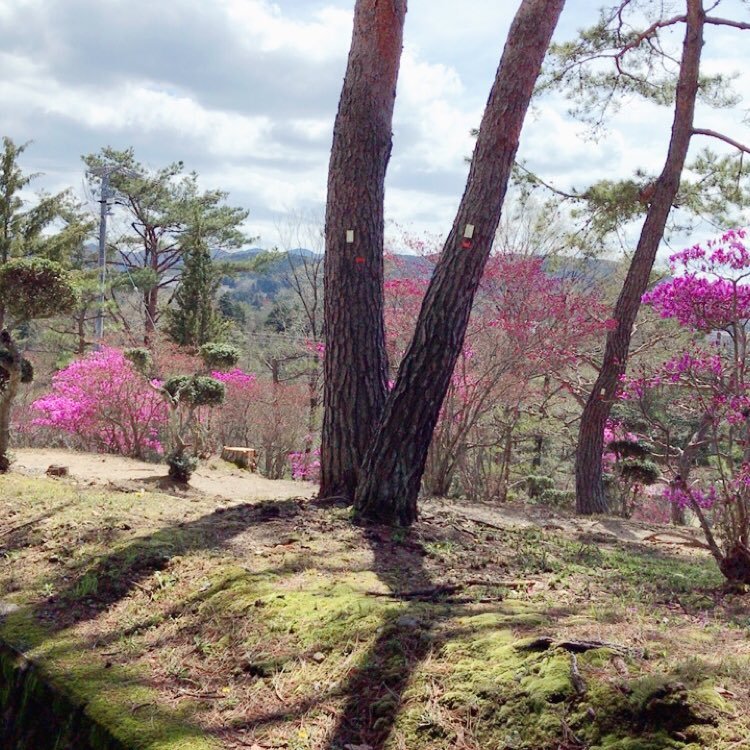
xmin=84 ymin=147 xmax=249 ymax=344
xmin=353 ymin=0 xmax=565 ymax=524
xmin=166 ymin=226 xmax=227 ymax=348
xmin=0 ymin=137 xmax=85 ymax=471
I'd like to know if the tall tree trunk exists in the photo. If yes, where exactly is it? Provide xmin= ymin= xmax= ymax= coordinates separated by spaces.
xmin=575 ymin=0 xmax=705 ymax=515
xmin=144 ymin=286 xmax=158 ymax=345
xmin=354 ymin=0 xmax=566 ymax=525
xmin=320 ymin=0 xmax=407 ymax=499
xmin=0 ymin=331 xmax=21 ymax=472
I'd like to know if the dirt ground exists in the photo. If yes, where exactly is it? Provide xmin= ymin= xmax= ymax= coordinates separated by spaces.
xmin=1 ymin=449 xmax=746 ymax=750
xmin=11 ymin=447 xmax=315 ymax=502
xmin=12 ymin=448 xmax=702 ymax=551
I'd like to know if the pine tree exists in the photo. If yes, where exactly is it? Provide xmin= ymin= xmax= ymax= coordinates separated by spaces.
xmin=84 ymin=147 xmax=248 ymax=344
xmin=320 ymin=0 xmax=407 ymax=500
xmin=353 ymin=0 xmax=565 ymax=525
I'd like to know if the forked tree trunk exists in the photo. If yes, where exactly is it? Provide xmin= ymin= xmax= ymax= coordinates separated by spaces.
xmin=354 ymin=0 xmax=566 ymax=525
xmin=575 ymin=0 xmax=705 ymax=515
xmin=320 ymin=0 xmax=407 ymax=499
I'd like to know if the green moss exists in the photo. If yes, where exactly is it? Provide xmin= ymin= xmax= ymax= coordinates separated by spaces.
xmin=0 ymin=473 xmax=746 ymax=750
xmin=199 ymin=566 xmax=395 ymax=655
xmin=520 ymin=652 xmax=574 ymax=709
xmin=0 ymin=611 xmax=218 ymax=749
xmin=688 ymin=684 xmax=731 ymax=713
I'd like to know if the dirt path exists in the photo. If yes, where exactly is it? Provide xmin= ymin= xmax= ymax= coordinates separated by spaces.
xmin=12 ymin=448 xmax=704 ymax=550
xmin=12 ymin=448 xmax=315 ymax=502
xmin=424 ymin=496 xmax=708 ymax=550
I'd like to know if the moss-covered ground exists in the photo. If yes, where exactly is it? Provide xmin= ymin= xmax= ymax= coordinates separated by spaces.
xmin=0 ymin=470 xmax=749 ymax=749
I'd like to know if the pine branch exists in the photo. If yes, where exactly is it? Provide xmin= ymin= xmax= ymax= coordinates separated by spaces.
xmin=615 ymin=14 xmax=687 ymax=61
xmin=692 ymin=128 xmax=750 ymax=155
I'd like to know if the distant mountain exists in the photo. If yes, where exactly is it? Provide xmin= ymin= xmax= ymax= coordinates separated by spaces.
xmin=99 ymin=240 xmax=618 ymax=310
xmin=214 ymin=247 xmax=268 ymax=262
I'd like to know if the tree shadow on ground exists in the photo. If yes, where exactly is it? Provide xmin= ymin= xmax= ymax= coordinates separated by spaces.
xmin=5 ymin=487 xmax=732 ymax=749
xmin=324 ymin=525 xmax=436 ymax=749
xmin=37 ymin=497 xmax=306 ymax=632
xmin=0 ymin=495 xmax=313 ymax=748
xmin=0 ymin=500 xmax=76 ymax=557
xmin=322 ymin=517 xmax=513 ymax=750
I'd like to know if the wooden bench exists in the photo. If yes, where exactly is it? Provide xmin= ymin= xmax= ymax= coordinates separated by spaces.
xmin=221 ymin=446 xmax=258 ymax=472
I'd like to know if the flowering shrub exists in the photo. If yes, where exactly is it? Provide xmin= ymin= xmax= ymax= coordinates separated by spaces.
xmin=32 ymin=347 xmax=167 ymax=458
xmin=248 ymin=379 xmax=312 ymax=479
xmin=289 ymin=447 xmax=321 ymax=482
xmin=384 ymin=251 xmax=612 ymax=501
xmin=207 ymin=368 xmax=258 ymax=449
xmin=620 ymin=229 xmax=750 ymax=581
xmin=204 ymin=369 xmax=313 ymax=480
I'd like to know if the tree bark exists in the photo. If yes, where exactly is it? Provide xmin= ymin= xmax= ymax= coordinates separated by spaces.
xmin=0 ymin=331 xmax=22 ymax=472
xmin=320 ymin=0 xmax=407 ymax=499
xmin=354 ymin=0 xmax=566 ymax=525
xmin=144 ymin=285 xmax=158 ymax=345
xmin=575 ymin=0 xmax=705 ymax=515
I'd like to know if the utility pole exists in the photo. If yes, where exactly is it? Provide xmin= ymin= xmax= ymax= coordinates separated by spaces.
xmin=94 ymin=170 xmax=111 ymax=341
xmin=90 ymin=164 xmax=136 ymax=341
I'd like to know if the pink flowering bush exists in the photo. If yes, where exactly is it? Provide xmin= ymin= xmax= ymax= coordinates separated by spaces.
xmin=383 ymin=251 xmax=613 ymax=501
xmin=620 ymin=229 xmax=750 ymax=581
xmin=203 ymin=369 xmax=314 ymax=480
xmin=289 ymin=446 xmax=321 ymax=482
xmin=32 ymin=347 xmax=167 ymax=458
xmin=205 ymin=368 xmax=257 ymax=450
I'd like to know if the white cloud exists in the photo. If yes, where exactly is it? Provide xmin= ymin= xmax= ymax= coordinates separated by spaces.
xmin=0 ymin=0 xmax=749 ymax=251
xmin=221 ymin=0 xmax=353 ymax=61
xmin=393 ymin=49 xmax=478 ymax=174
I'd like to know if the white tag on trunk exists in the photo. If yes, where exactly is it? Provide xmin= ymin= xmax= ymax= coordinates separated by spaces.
xmin=464 ymin=224 xmax=475 ymax=239
xmin=346 ymin=229 xmax=355 ymax=243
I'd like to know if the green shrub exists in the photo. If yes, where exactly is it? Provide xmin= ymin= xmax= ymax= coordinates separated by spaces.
xmin=163 ymin=375 xmax=225 ymax=407
xmin=0 ymin=258 xmax=78 ymax=321
xmin=167 ymin=452 xmax=198 ymax=483
xmin=619 ymin=458 xmax=660 ymax=485
xmin=124 ymin=347 xmax=153 ymax=375
xmin=607 ymin=438 xmax=653 ymax=459
xmin=526 ymin=475 xmax=554 ymax=498
xmin=200 ymin=342 xmax=240 ymax=371
xmin=538 ymin=488 xmax=576 ymax=508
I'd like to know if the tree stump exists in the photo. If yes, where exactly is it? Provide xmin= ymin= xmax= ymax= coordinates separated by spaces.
xmin=221 ymin=447 xmax=258 ymax=472
xmin=46 ymin=465 xmax=69 ymax=478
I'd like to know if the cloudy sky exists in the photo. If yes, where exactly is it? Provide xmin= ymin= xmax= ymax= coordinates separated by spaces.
xmin=1 ymin=0 xmax=749 ymax=250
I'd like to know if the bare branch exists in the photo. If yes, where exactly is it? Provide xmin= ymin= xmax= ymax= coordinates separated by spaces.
xmin=692 ymin=127 xmax=750 ymax=155
xmin=705 ymin=15 xmax=750 ymax=30
xmin=615 ymin=14 xmax=686 ymax=61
